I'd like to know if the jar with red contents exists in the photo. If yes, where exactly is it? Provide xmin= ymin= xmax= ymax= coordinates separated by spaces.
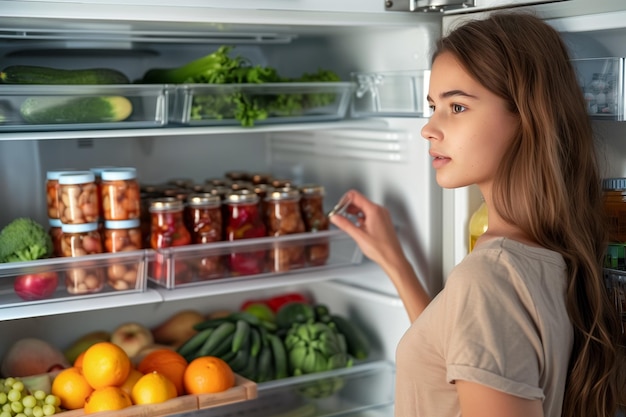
xmin=186 ymin=193 xmax=224 ymax=279
xmin=225 ymin=189 xmax=267 ymax=276
xmin=149 ymin=197 xmax=192 ymax=285
xmin=265 ymin=187 xmax=306 ymax=272
xmin=299 ymin=184 xmax=330 ymax=266
xmin=60 ymin=222 xmax=104 ymax=295
xmin=48 ymin=218 xmax=63 ymax=257
xmin=103 ymin=219 xmax=143 ymax=291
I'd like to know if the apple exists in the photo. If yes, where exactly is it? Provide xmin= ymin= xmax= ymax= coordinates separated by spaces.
xmin=14 ymin=272 xmax=59 ymax=301
xmin=110 ymin=322 xmax=154 ymax=358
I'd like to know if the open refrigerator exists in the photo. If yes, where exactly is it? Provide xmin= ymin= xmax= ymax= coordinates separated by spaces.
xmin=1 ymin=0 xmax=626 ymax=416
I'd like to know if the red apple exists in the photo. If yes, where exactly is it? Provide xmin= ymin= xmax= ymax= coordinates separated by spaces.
xmin=14 ymin=272 xmax=59 ymax=301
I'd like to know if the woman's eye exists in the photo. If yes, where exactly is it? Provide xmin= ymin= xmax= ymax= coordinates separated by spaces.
xmin=452 ymin=104 xmax=466 ymax=113
xmin=428 ymin=104 xmax=435 ymax=111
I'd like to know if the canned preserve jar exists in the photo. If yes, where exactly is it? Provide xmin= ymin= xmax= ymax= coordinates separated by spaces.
xmin=103 ymin=219 xmax=143 ymax=290
xmin=46 ymin=169 xmax=76 ymax=219
xmin=186 ymin=193 xmax=224 ymax=279
xmin=299 ymin=184 xmax=330 ymax=266
xmin=149 ymin=197 xmax=192 ymax=284
xmin=58 ymin=171 xmax=99 ymax=224
xmin=265 ymin=187 xmax=306 ymax=272
xmin=48 ymin=218 xmax=63 ymax=257
xmin=60 ymin=222 xmax=105 ymax=294
xmin=100 ymin=167 xmax=141 ymax=221
xmin=603 ymin=178 xmax=626 ymax=243
xmin=226 ymin=189 xmax=267 ymax=275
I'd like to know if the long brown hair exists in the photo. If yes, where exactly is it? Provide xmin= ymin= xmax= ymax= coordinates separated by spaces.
xmin=434 ymin=12 xmax=625 ymax=417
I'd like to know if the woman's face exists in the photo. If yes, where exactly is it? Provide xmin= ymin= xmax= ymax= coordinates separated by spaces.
xmin=422 ymin=51 xmax=519 ymax=190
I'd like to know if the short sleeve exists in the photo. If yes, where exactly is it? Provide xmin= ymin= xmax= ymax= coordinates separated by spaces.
xmin=440 ymin=248 xmax=545 ymax=400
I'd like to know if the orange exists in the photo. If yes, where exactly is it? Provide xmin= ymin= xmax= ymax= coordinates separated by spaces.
xmin=137 ymin=349 xmax=188 ymax=396
xmin=51 ymin=367 xmax=94 ymax=410
xmin=82 ymin=342 xmax=132 ymax=389
xmin=183 ymin=356 xmax=235 ymax=395
xmin=73 ymin=351 xmax=85 ymax=369
xmin=131 ymin=371 xmax=178 ymax=405
xmin=84 ymin=386 xmax=132 ymax=414
xmin=119 ymin=368 xmax=144 ymax=396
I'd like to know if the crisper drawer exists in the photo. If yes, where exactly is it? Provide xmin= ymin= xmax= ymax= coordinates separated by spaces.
xmin=572 ymin=57 xmax=626 ymax=121
xmin=207 ymin=361 xmax=395 ymax=417
xmin=168 ymin=82 xmax=353 ymax=127
xmin=350 ymin=71 xmax=431 ymax=118
xmin=0 ymin=85 xmax=168 ymax=131
xmin=0 ymin=250 xmax=147 ymax=308
xmin=147 ymin=229 xmax=362 ymax=290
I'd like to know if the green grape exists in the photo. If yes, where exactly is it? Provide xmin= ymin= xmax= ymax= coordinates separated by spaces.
xmin=32 ymin=391 xmax=45 ymax=402
xmin=43 ymin=395 xmax=59 ymax=407
xmin=42 ymin=404 xmax=55 ymax=416
xmin=8 ymin=389 xmax=21 ymax=402
xmin=0 ymin=392 xmax=6 ymax=405
xmin=11 ymin=400 xmax=24 ymax=413
xmin=16 ymin=414 xmax=28 ymax=417
xmin=22 ymin=395 xmax=36 ymax=409
xmin=2 ymin=403 xmax=11 ymax=413
xmin=32 ymin=405 xmax=44 ymax=417
xmin=0 ymin=411 xmax=10 ymax=417
xmin=4 ymin=378 xmax=16 ymax=388
xmin=12 ymin=382 xmax=24 ymax=393
xmin=23 ymin=406 xmax=34 ymax=417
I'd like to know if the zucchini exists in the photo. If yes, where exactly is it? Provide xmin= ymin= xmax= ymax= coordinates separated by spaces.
xmin=20 ymin=96 xmax=133 ymax=124
xmin=1 ymin=65 xmax=129 ymax=84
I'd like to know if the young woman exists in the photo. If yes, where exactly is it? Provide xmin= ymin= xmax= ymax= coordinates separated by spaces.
xmin=330 ymin=12 xmax=625 ymax=417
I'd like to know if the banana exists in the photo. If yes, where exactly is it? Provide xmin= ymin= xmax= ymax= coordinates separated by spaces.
xmin=267 ymin=333 xmax=289 ymax=379
xmin=177 ymin=327 xmax=214 ymax=358
xmin=197 ymin=321 xmax=236 ymax=356
xmin=249 ymin=327 xmax=262 ymax=357
xmin=231 ymin=319 xmax=251 ymax=353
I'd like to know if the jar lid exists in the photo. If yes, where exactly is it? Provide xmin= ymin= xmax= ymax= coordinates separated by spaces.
xmin=226 ymin=189 xmax=259 ymax=204
xmin=251 ymin=172 xmax=272 ymax=184
xmin=230 ymin=180 xmax=253 ymax=191
xmin=209 ymin=185 xmax=231 ymax=199
xmin=271 ymin=178 xmax=293 ymax=188
xmin=187 ymin=193 xmax=221 ymax=207
xmin=205 ymin=177 xmax=231 ymax=187
xmin=101 ymin=167 xmax=137 ymax=181
xmin=167 ymin=178 xmax=194 ymax=189
xmin=46 ymin=169 xmax=76 ymax=180
xmin=603 ymin=178 xmax=626 ymax=190
xmin=58 ymin=171 xmax=95 ymax=185
xmin=267 ymin=187 xmax=300 ymax=201
xmin=149 ymin=197 xmax=184 ymax=212
xmin=48 ymin=218 xmax=62 ymax=227
xmin=253 ymin=184 xmax=274 ymax=194
xmin=299 ymin=184 xmax=325 ymax=196
xmin=225 ymin=171 xmax=250 ymax=181
xmin=90 ymin=166 xmax=117 ymax=178
xmin=104 ymin=219 xmax=141 ymax=229
xmin=61 ymin=222 xmax=99 ymax=233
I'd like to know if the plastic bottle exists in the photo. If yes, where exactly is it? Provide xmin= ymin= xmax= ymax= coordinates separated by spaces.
xmin=469 ymin=199 xmax=488 ymax=252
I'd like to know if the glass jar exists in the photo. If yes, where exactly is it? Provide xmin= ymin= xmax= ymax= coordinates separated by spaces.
xmin=46 ymin=169 xmax=75 ymax=220
xmin=251 ymin=172 xmax=272 ymax=185
xmin=265 ymin=187 xmax=306 ymax=272
xmin=60 ymin=222 xmax=104 ymax=294
xmin=100 ymin=167 xmax=141 ymax=221
xmin=186 ymin=193 xmax=224 ymax=279
xmin=48 ymin=218 xmax=63 ymax=257
xmin=603 ymin=178 xmax=626 ymax=243
xmin=149 ymin=197 xmax=192 ymax=284
xmin=58 ymin=171 xmax=99 ymax=224
xmin=225 ymin=170 xmax=250 ymax=182
xmin=90 ymin=166 xmax=116 ymax=220
xmin=225 ymin=189 xmax=267 ymax=275
xmin=103 ymin=219 xmax=143 ymax=291
xmin=299 ymin=184 xmax=330 ymax=266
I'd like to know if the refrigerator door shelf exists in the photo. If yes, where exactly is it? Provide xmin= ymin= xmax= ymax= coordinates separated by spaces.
xmin=572 ymin=57 xmax=625 ymax=121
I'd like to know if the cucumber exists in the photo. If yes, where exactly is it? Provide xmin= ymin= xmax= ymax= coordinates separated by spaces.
xmin=20 ymin=96 xmax=133 ymax=124
xmin=1 ymin=65 xmax=129 ymax=84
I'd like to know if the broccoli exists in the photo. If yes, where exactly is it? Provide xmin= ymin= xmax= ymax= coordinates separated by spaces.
xmin=0 ymin=218 xmax=54 ymax=263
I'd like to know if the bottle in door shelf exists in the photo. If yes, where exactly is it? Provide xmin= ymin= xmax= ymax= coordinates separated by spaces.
xmin=469 ymin=199 xmax=488 ymax=253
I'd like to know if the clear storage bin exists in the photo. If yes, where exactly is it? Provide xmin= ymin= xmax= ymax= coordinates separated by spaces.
xmin=572 ymin=57 xmax=625 ymax=120
xmin=351 ymin=70 xmax=430 ymax=117
xmin=169 ymin=82 xmax=353 ymax=127
xmin=0 ymin=84 xmax=169 ymax=131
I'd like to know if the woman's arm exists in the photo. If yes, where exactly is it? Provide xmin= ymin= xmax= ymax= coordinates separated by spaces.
xmin=456 ymin=381 xmax=544 ymax=417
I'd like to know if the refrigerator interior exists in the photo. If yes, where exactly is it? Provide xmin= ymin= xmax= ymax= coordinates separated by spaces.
xmin=1 ymin=1 xmax=626 ymax=415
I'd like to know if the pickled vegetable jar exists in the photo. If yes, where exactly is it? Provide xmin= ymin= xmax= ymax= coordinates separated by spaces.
xmin=46 ymin=169 xmax=75 ymax=220
xmin=58 ymin=171 xmax=99 ymax=224
xmin=225 ymin=189 xmax=267 ymax=275
xmin=186 ymin=193 xmax=224 ymax=279
xmin=149 ymin=197 xmax=192 ymax=284
xmin=60 ymin=222 xmax=104 ymax=294
xmin=48 ymin=217 xmax=63 ymax=257
xmin=104 ymin=219 xmax=143 ymax=290
xmin=100 ymin=167 xmax=141 ymax=221
xmin=265 ymin=187 xmax=306 ymax=272
xmin=299 ymin=184 xmax=330 ymax=266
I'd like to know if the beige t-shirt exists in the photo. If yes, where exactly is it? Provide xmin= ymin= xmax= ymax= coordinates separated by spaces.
xmin=395 ymin=237 xmax=572 ymax=417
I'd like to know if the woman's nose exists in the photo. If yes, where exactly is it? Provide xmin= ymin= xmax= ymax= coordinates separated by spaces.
xmin=421 ymin=117 xmax=440 ymax=142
